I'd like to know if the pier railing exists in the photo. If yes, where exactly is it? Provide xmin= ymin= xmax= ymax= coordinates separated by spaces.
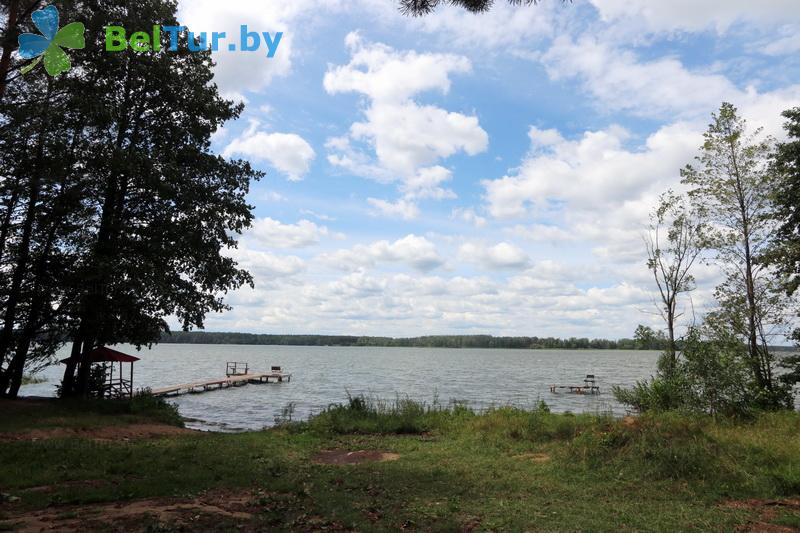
xmin=226 ymin=361 xmax=249 ymax=376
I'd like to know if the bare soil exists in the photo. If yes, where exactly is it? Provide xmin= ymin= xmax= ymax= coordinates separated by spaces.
xmin=312 ymin=449 xmax=400 ymax=465
xmin=0 ymin=490 xmax=259 ymax=532
xmin=724 ymin=498 xmax=800 ymax=532
xmin=0 ymin=423 xmax=194 ymax=442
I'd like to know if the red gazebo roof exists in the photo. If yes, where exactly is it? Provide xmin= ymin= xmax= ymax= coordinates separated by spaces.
xmin=60 ymin=346 xmax=140 ymax=364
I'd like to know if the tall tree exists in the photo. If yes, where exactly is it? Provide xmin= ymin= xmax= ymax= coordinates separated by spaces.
xmin=644 ymin=190 xmax=702 ymax=373
xmin=0 ymin=0 xmax=261 ymax=397
xmin=681 ymin=102 xmax=791 ymax=407
xmin=771 ymin=107 xmax=800 ymax=342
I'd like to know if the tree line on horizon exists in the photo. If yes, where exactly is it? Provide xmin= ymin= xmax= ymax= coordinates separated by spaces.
xmin=158 ymin=328 xmax=677 ymax=351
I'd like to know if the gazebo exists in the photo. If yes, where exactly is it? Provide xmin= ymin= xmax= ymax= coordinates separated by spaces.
xmin=61 ymin=346 xmax=140 ymax=399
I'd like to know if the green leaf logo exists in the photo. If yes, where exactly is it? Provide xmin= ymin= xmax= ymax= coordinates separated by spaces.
xmin=18 ymin=5 xmax=85 ymax=77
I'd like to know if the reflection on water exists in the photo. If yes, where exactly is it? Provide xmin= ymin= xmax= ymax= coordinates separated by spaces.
xmin=22 ymin=344 xmax=661 ymax=431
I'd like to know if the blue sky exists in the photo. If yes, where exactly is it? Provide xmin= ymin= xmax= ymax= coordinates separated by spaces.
xmin=175 ymin=0 xmax=800 ymax=338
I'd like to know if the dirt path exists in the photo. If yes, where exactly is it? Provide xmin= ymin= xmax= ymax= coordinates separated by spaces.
xmin=0 ymin=490 xmax=259 ymax=532
xmin=0 ymin=423 xmax=195 ymax=442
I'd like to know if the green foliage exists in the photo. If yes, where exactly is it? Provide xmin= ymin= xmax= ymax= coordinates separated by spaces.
xmin=612 ymin=372 xmax=690 ymax=413
xmin=778 ymin=354 xmax=800 ymax=390
xmin=633 ymin=325 xmax=669 ymax=351
xmin=0 ymin=0 xmax=261 ymax=397
xmin=128 ymin=391 xmax=183 ymax=426
xmin=616 ymin=327 xmax=794 ymax=416
xmin=771 ymin=107 xmax=800 ymax=298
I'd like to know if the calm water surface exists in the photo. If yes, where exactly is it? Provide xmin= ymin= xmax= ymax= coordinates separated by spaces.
xmin=22 ymin=345 xmax=660 ymax=431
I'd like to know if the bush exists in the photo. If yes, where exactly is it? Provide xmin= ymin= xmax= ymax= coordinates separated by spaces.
xmin=614 ymin=327 xmax=788 ymax=417
xmin=612 ymin=373 xmax=691 ymax=413
xmin=130 ymin=390 xmax=182 ymax=426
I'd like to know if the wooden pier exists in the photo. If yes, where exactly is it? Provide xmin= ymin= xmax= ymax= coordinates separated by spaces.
xmin=549 ymin=374 xmax=600 ymax=395
xmin=150 ymin=363 xmax=291 ymax=397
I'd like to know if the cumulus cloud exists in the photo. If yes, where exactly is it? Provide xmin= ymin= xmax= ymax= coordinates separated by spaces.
xmin=321 ymin=234 xmax=444 ymax=272
xmin=588 ymin=0 xmax=800 ymax=34
xmin=223 ymin=126 xmax=315 ymax=181
xmin=451 ymin=208 xmax=487 ymax=229
xmin=408 ymin=1 xmax=556 ymax=49
xmin=247 ymin=217 xmax=335 ymax=248
xmin=483 ymin=123 xmax=700 ymax=219
xmin=226 ymin=248 xmax=305 ymax=278
xmin=367 ymin=198 xmax=420 ymax=220
xmin=324 ymin=32 xmax=472 ymax=104
xmin=459 ymin=242 xmax=530 ymax=270
xmin=325 ymin=34 xmax=488 ymax=214
xmin=507 ymin=224 xmax=575 ymax=243
xmin=541 ymin=34 xmax=800 ymax=123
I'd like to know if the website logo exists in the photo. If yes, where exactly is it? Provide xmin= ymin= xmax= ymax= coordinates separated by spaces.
xmin=18 ymin=5 xmax=85 ymax=77
xmin=105 ymin=26 xmax=283 ymax=57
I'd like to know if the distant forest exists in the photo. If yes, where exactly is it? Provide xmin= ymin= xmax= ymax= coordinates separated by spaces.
xmin=159 ymin=331 xmax=669 ymax=350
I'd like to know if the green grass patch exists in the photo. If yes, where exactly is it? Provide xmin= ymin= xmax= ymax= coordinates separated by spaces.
xmin=0 ymin=396 xmax=798 ymax=531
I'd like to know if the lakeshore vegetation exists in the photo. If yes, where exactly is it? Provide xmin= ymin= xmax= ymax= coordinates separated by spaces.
xmin=1 ymin=396 xmax=799 ymax=531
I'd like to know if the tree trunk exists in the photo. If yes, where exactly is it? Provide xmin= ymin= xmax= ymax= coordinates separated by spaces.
xmin=1 ymin=211 xmax=62 ymax=397
xmin=0 ymin=187 xmax=20 ymax=268
xmin=70 ymin=58 xmax=135 ymax=396
xmin=0 ymin=80 xmax=52 ymax=393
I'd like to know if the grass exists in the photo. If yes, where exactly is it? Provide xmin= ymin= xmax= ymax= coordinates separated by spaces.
xmin=0 ymin=395 xmax=798 ymax=531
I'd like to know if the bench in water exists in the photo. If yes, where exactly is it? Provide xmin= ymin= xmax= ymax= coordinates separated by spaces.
xmin=549 ymin=374 xmax=600 ymax=395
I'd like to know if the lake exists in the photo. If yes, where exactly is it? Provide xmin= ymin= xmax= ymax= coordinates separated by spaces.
xmin=21 ymin=344 xmax=661 ymax=431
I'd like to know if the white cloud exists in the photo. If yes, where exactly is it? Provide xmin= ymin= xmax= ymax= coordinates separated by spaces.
xmin=541 ymin=34 xmax=800 ymax=123
xmin=508 ymin=224 xmax=575 ymax=243
xmin=483 ymin=122 xmax=700 ymax=218
xmin=321 ymin=234 xmax=444 ymax=272
xmin=226 ymin=248 xmax=305 ymax=278
xmin=348 ymin=103 xmax=487 ymax=177
xmin=300 ymin=209 xmax=336 ymax=222
xmin=223 ymin=127 xmax=315 ymax=181
xmin=451 ymin=207 xmax=487 ymax=229
xmin=759 ymin=29 xmax=800 ymax=56
xmin=408 ymin=1 xmax=556 ymax=49
xmin=542 ymin=35 xmax=737 ymax=119
xmin=459 ymin=242 xmax=530 ymax=270
xmin=325 ymin=34 xmax=488 ymax=213
xmin=588 ymin=0 xmax=800 ymax=34
xmin=367 ymin=198 xmax=420 ymax=220
xmin=401 ymin=166 xmax=456 ymax=200
xmin=247 ymin=217 xmax=334 ymax=248
xmin=323 ymin=32 xmax=471 ymax=104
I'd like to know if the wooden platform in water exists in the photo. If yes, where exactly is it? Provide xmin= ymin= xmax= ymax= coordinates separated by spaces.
xmin=549 ymin=384 xmax=600 ymax=395
xmin=150 ymin=372 xmax=291 ymax=397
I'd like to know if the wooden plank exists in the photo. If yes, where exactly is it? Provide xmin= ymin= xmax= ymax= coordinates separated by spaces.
xmin=150 ymin=372 xmax=292 ymax=397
